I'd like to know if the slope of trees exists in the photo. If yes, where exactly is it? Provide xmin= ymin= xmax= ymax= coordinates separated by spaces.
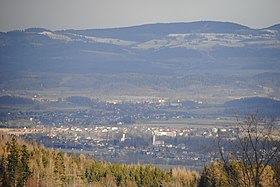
xmin=0 ymin=133 xmax=198 ymax=187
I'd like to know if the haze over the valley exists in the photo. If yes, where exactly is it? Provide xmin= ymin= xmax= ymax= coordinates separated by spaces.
xmin=1 ymin=21 xmax=280 ymax=104
xmin=1 ymin=2 xmax=280 ymax=181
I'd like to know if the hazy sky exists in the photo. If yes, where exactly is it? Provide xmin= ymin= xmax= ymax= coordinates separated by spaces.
xmin=0 ymin=0 xmax=280 ymax=32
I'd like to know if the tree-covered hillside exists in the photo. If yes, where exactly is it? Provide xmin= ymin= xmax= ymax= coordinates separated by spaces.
xmin=224 ymin=97 xmax=280 ymax=117
xmin=0 ymin=133 xmax=199 ymax=187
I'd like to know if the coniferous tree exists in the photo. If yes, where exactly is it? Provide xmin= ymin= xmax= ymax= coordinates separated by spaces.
xmin=273 ymin=155 xmax=280 ymax=186
xmin=54 ymin=152 xmax=66 ymax=186
xmin=198 ymin=167 xmax=210 ymax=187
xmin=0 ymin=154 xmax=8 ymax=186
xmin=7 ymin=136 xmax=20 ymax=187
xmin=18 ymin=145 xmax=32 ymax=186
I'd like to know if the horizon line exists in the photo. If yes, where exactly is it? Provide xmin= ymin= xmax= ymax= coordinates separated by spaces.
xmin=2 ymin=20 xmax=279 ymax=33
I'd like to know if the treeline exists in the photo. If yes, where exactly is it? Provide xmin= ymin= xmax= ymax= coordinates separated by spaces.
xmin=0 ymin=134 xmax=199 ymax=187
xmin=66 ymin=96 xmax=94 ymax=106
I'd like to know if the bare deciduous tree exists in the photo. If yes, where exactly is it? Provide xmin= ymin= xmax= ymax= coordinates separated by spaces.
xmin=218 ymin=112 xmax=280 ymax=187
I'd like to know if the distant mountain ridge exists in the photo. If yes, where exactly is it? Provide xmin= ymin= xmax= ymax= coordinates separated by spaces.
xmin=59 ymin=21 xmax=253 ymax=42
xmin=0 ymin=21 xmax=280 ymax=102
xmin=266 ymin=23 xmax=280 ymax=31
